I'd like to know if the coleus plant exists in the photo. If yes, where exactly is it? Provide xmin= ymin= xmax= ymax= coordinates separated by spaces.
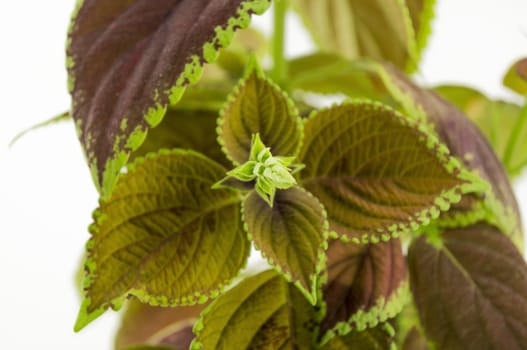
xmin=59 ymin=0 xmax=527 ymax=349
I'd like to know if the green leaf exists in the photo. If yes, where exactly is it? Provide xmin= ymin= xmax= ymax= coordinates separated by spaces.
xmin=242 ymin=187 xmax=328 ymax=303
xmin=218 ymin=62 xmax=303 ymax=165
xmin=377 ymin=64 xmax=523 ymax=249
xmin=297 ymin=101 xmax=485 ymax=243
xmin=191 ymin=270 xmax=317 ymax=349
xmin=408 ymin=223 xmax=527 ymax=350
xmin=131 ymin=108 xmax=229 ymax=167
xmin=405 ymin=0 xmax=436 ymax=66
xmin=319 ymin=322 xmax=396 ymax=349
xmin=67 ymin=0 xmax=271 ymax=196
xmin=291 ymin=0 xmax=418 ymax=72
xmin=288 ymin=54 xmax=395 ymax=103
xmin=320 ymin=238 xmax=406 ymax=343
xmin=215 ymin=27 xmax=268 ymax=79
xmin=115 ymin=300 xmax=207 ymax=350
xmin=75 ymin=150 xmax=249 ymax=331
xmin=503 ymin=57 xmax=527 ymax=96
xmin=435 ymin=85 xmax=527 ymax=178
xmin=9 ymin=111 xmax=70 ymax=147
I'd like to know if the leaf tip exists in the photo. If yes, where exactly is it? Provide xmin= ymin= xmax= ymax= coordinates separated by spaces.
xmin=74 ymin=298 xmax=105 ymax=332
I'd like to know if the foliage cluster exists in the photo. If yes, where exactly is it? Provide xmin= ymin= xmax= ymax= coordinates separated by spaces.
xmin=50 ymin=0 xmax=527 ymax=348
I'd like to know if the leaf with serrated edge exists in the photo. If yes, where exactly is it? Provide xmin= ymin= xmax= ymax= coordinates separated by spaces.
xmin=242 ymin=187 xmax=328 ymax=303
xmin=297 ymin=101 xmax=486 ymax=243
xmin=217 ymin=60 xmax=303 ymax=165
xmin=75 ymin=150 xmax=249 ymax=331
xmin=67 ymin=0 xmax=271 ymax=196
xmin=319 ymin=238 xmax=406 ymax=344
xmin=191 ymin=270 xmax=318 ymax=350
xmin=377 ymin=63 xmax=523 ymax=249
xmin=291 ymin=0 xmax=418 ymax=72
xmin=405 ymin=0 xmax=436 ymax=67
xmin=408 ymin=223 xmax=527 ymax=350
xmin=319 ymin=322 xmax=396 ymax=349
xmin=435 ymin=85 xmax=527 ymax=178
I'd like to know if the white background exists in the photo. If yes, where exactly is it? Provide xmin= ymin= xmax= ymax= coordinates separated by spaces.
xmin=0 ymin=1 xmax=526 ymax=348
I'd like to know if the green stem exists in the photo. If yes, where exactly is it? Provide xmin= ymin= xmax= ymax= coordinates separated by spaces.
xmin=271 ymin=0 xmax=288 ymax=83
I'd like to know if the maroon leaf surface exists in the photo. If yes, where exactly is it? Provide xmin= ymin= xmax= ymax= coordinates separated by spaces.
xmin=67 ymin=0 xmax=270 ymax=195
xmin=408 ymin=223 xmax=527 ymax=350
xmin=321 ymin=238 xmax=406 ymax=338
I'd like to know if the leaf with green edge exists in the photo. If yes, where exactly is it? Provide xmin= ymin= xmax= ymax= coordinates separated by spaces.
xmin=435 ymin=84 xmax=527 ymax=178
xmin=191 ymin=270 xmax=318 ymax=350
xmin=376 ymin=63 xmax=523 ymax=249
xmin=319 ymin=238 xmax=406 ymax=343
xmin=9 ymin=111 xmax=70 ymax=147
xmin=408 ymin=223 xmax=527 ymax=350
xmin=288 ymin=54 xmax=395 ymax=104
xmin=242 ymin=186 xmax=328 ymax=303
xmin=405 ymin=0 xmax=436 ymax=66
xmin=75 ymin=150 xmax=250 ymax=331
xmin=297 ymin=101 xmax=486 ymax=243
xmin=218 ymin=61 xmax=303 ymax=165
xmin=291 ymin=0 xmax=418 ymax=72
xmin=131 ymin=108 xmax=229 ymax=167
xmin=67 ymin=0 xmax=271 ymax=196
xmin=115 ymin=300 xmax=207 ymax=350
xmin=319 ymin=322 xmax=396 ymax=349
xmin=503 ymin=57 xmax=527 ymax=96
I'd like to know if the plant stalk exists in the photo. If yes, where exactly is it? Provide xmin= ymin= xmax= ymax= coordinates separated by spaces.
xmin=271 ymin=0 xmax=288 ymax=83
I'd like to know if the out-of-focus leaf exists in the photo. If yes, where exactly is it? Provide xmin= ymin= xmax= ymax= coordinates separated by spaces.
xmin=401 ymin=327 xmax=430 ymax=350
xmin=405 ymin=0 xmax=436 ymax=63
xmin=436 ymin=85 xmax=527 ymax=178
xmin=122 ymin=346 xmax=176 ymax=350
xmin=216 ymin=27 xmax=268 ymax=78
xmin=503 ymin=57 xmax=527 ymax=96
xmin=288 ymin=54 xmax=394 ymax=104
xmin=297 ymin=101 xmax=486 ymax=243
xmin=291 ymin=0 xmax=418 ymax=72
xmin=242 ymin=187 xmax=328 ymax=303
xmin=394 ymin=300 xmax=430 ymax=350
xmin=320 ymin=238 xmax=406 ymax=342
xmin=378 ymin=63 xmax=523 ymax=249
xmin=9 ymin=111 xmax=70 ymax=147
xmin=131 ymin=108 xmax=229 ymax=167
xmin=75 ymin=150 xmax=249 ymax=331
xmin=319 ymin=322 xmax=396 ymax=349
xmin=408 ymin=223 xmax=527 ymax=350
xmin=218 ymin=62 xmax=302 ymax=165
xmin=115 ymin=300 xmax=207 ymax=350
xmin=191 ymin=270 xmax=317 ymax=349
xmin=67 ymin=0 xmax=271 ymax=195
